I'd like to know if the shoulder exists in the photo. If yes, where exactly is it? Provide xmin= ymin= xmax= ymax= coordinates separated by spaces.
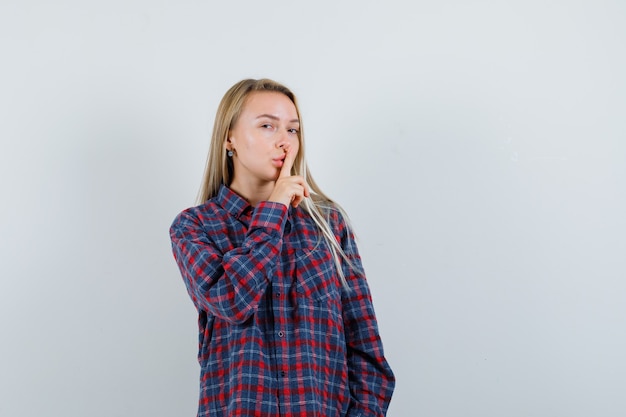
xmin=170 ymin=198 xmax=227 ymax=233
xmin=309 ymin=194 xmax=341 ymax=216
xmin=307 ymin=195 xmax=354 ymax=238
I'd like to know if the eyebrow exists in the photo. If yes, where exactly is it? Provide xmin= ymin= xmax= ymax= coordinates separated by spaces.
xmin=256 ymin=114 xmax=300 ymax=124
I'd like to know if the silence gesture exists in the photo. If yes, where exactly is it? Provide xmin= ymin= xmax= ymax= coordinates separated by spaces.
xmin=268 ymin=147 xmax=310 ymax=208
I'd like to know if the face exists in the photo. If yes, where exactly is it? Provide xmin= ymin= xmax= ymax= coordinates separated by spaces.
xmin=227 ymin=91 xmax=300 ymax=185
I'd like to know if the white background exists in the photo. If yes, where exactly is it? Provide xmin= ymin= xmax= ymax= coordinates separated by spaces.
xmin=1 ymin=1 xmax=625 ymax=416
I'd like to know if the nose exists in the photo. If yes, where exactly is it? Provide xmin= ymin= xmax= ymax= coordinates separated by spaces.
xmin=276 ymin=132 xmax=289 ymax=149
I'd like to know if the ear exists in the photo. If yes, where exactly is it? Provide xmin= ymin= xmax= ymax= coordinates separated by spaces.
xmin=225 ymin=134 xmax=234 ymax=151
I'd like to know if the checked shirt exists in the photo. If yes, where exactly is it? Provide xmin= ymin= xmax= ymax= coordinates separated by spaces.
xmin=170 ymin=185 xmax=395 ymax=417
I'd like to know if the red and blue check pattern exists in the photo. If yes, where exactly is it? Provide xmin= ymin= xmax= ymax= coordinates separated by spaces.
xmin=170 ymin=185 xmax=395 ymax=416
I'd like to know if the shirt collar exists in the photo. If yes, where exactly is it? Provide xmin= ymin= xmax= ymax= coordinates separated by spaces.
xmin=217 ymin=184 xmax=253 ymax=219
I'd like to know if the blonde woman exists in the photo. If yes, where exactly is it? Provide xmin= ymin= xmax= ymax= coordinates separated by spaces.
xmin=170 ymin=79 xmax=394 ymax=417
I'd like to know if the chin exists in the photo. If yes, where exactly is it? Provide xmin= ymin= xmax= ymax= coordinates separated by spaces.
xmin=260 ymin=173 xmax=279 ymax=182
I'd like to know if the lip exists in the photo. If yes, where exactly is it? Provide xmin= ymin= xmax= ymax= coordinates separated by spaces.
xmin=272 ymin=158 xmax=284 ymax=168
xmin=272 ymin=153 xmax=286 ymax=162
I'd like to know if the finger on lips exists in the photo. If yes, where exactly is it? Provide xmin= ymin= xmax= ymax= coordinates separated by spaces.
xmin=272 ymin=147 xmax=311 ymax=208
xmin=279 ymin=148 xmax=294 ymax=178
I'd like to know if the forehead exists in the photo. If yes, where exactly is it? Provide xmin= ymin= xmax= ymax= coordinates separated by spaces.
xmin=241 ymin=91 xmax=298 ymax=119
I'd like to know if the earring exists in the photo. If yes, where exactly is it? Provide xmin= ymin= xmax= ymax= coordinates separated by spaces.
xmin=227 ymin=150 xmax=233 ymax=157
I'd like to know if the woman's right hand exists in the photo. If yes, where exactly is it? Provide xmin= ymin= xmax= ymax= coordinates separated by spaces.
xmin=268 ymin=148 xmax=310 ymax=208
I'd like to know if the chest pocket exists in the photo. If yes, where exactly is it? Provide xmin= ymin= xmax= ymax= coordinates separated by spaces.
xmin=293 ymin=244 xmax=340 ymax=304
xmin=282 ymin=216 xmax=341 ymax=305
xmin=293 ymin=244 xmax=344 ymax=347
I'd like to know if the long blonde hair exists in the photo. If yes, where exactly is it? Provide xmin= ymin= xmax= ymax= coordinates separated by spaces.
xmin=197 ymin=78 xmax=356 ymax=287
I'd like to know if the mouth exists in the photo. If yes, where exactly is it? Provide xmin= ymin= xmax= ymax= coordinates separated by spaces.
xmin=272 ymin=155 xmax=285 ymax=167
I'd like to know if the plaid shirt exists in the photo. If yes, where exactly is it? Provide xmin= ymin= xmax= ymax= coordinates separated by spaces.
xmin=170 ymin=185 xmax=395 ymax=417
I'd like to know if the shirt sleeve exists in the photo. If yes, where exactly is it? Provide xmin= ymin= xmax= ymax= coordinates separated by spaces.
xmin=332 ymin=209 xmax=396 ymax=417
xmin=169 ymin=201 xmax=288 ymax=324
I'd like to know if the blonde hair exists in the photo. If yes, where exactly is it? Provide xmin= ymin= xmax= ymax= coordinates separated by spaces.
xmin=197 ymin=78 xmax=356 ymax=287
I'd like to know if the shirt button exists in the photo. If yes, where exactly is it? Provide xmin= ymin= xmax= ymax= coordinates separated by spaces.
xmin=280 ymin=371 xmax=286 ymax=377
xmin=278 ymin=331 xmax=284 ymax=337
xmin=275 ymin=292 xmax=280 ymax=298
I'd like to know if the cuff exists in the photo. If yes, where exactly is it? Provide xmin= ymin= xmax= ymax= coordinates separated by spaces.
xmin=250 ymin=201 xmax=288 ymax=233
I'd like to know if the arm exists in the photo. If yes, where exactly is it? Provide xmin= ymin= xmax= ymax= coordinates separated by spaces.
xmin=169 ymin=201 xmax=287 ymax=324
xmin=170 ymin=147 xmax=307 ymax=324
xmin=333 ymin=209 xmax=395 ymax=417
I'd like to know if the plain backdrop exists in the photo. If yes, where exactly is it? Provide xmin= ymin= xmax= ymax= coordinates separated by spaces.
xmin=1 ymin=1 xmax=625 ymax=416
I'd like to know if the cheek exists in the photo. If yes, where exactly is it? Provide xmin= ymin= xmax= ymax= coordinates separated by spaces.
xmin=238 ymin=135 xmax=257 ymax=151
xmin=291 ymin=137 xmax=301 ymax=152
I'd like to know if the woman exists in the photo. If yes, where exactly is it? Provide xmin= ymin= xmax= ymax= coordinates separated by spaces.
xmin=170 ymin=78 xmax=395 ymax=417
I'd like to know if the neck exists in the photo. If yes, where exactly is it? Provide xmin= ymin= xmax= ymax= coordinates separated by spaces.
xmin=229 ymin=178 xmax=275 ymax=207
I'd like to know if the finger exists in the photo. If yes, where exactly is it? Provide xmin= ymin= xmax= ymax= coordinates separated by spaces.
xmin=292 ymin=180 xmax=309 ymax=206
xmin=279 ymin=147 xmax=295 ymax=179
xmin=295 ymin=176 xmax=310 ymax=199
xmin=291 ymin=192 xmax=303 ymax=208
xmin=291 ymin=183 xmax=309 ymax=208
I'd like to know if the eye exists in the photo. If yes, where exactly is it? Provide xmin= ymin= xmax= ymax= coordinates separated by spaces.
xmin=261 ymin=124 xmax=273 ymax=129
xmin=287 ymin=128 xmax=299 ymax=134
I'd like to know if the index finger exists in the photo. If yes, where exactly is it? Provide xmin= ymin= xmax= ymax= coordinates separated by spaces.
xmin=279 ymin=147 xmax=295 ymax=178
